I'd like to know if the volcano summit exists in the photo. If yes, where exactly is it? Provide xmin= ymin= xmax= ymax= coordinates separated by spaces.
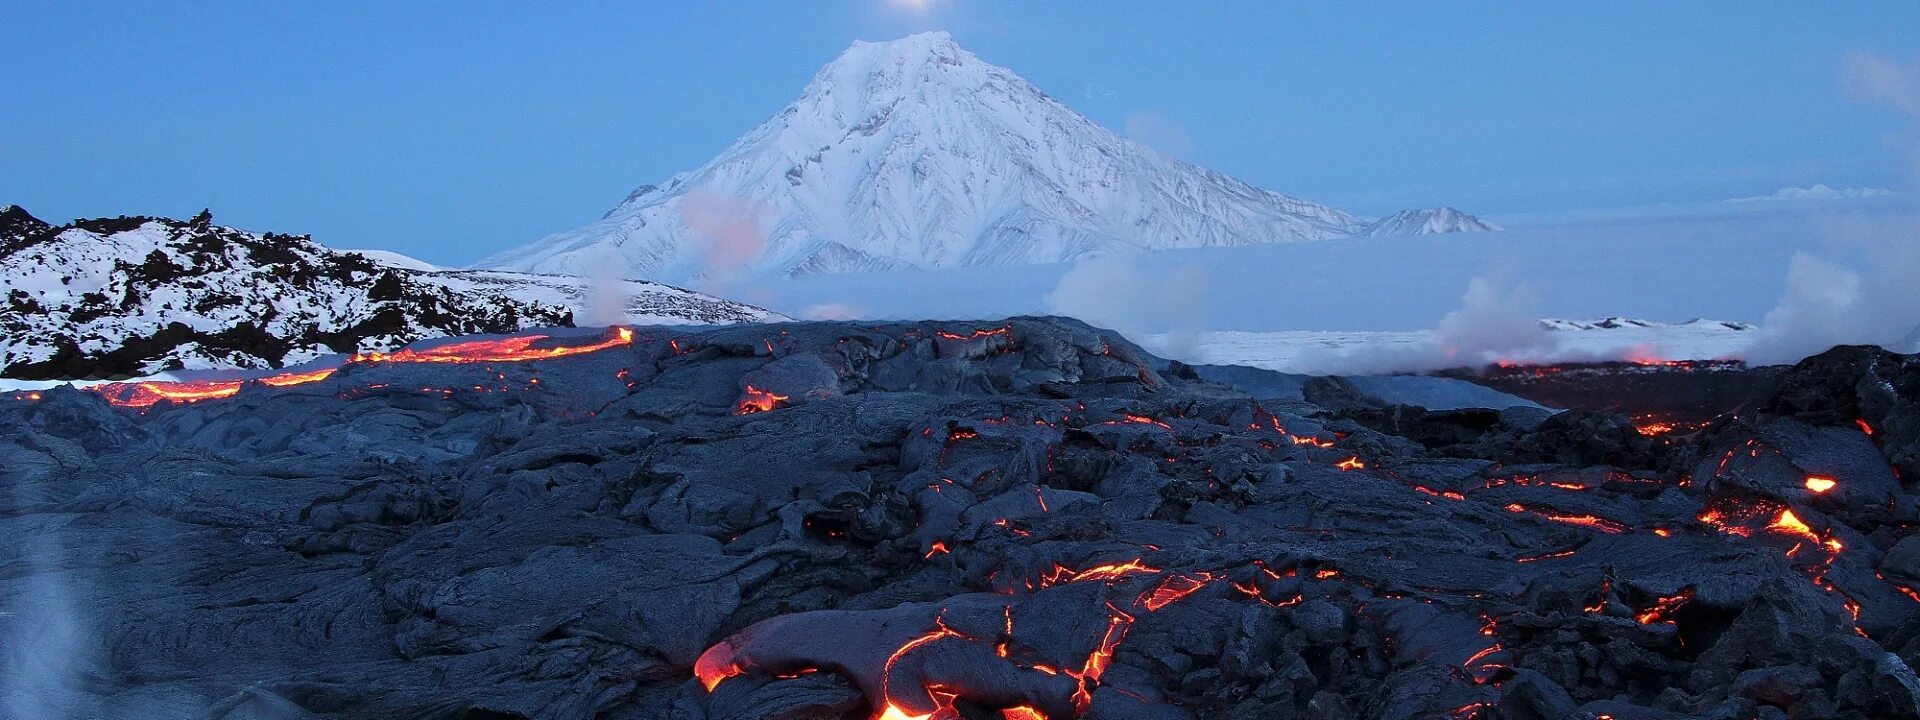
xmin=477 ymin=33 xmax=1493 ymax=283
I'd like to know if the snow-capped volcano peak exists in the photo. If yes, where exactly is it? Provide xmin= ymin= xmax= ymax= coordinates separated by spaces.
xmin=479 ymin=33 xmax=1369 ymax=281
xmin=1361 ymin=207 xmax=1502 ymax=237
xmin=805 ymin=31 xmax=975 ymax=117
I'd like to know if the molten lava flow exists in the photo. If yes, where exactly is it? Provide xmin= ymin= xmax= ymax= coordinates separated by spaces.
xmin=1140 ymin=573 xmax=1212 ymax=612
xmin=1068 ymin=560 xmax=1159 ymax=584
xmin=1586 ymin=575 xmax=1613 ymax=614
xmin=1001 ymin=706 xmax=1047 ymax=720
xmin=1066 ymin=603 xmax=1132 ymax=712
xmin=936 ymin=326 xmax=1013 ymax=341
xmin=1631 ymin=414 xmax=1715 ymax=437
xmin=1335 ymin=457 xmax=1366 ymax=471
xmin=1804 ymin=475 xmax=1837 ymax=493
xmin=1888 ymin=579 xmax=1920 ymax=604
xmin=257 ymin=368 xmax=338 ymax=387
xmin=1771 ymin=509 xmax=1819 ymax=542
xmin=354 ymin=327 xmax=634 ymax=364
xmin=880 ymin=616 xmax=970 ymax=719
xmin=1462 ymin=644 xmax=1505 ymax=683
xmin=1634 ymin=588 xmax=1694 ymax=625
xmin=1103 ymin=414 xmax=1172 ymax=430
xmin=1634 ymin=420 xmax=1676 ymax=436
xmin=74 ymin=328 xmax=638 ymax=410
xmin=93 ymin=366 xmax=342 ymax=407
xmin=1856 ymin=418 xmax=1874 ymax=436
xmin=1503 ymin=503 xmax=1626 ymax=533
xmin=1515 ymin=549 xmax=1577 ymax=563
xmin=693 ymin=641 xmax=749 ymax=692
xmin=93 ymin=379 xmax=243 ymax=408
xmin=735 ymin=385 xmax=789 ymax=415
xmin=923 ymin=541 xmax=950 ymax=559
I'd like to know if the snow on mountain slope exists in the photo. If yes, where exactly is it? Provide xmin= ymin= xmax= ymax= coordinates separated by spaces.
xmin=343 ymin=247 xmax=445 ymax=271
xmin=478 ymin=32 xmax=1369 ymax=282
xmin=0 ymin=208 xmax=782 ymax=379
xmin=1361 ymin=207 xmax=1501 ymax=237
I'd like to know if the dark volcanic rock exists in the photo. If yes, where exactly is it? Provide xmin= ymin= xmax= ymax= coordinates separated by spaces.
xmin=1 ymin=318 xmax=1917 ymax=720
xmin=1762 ymin=345 xmax=1920 ymax=480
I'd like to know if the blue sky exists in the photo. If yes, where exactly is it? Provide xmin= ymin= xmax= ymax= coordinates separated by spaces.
xmin=3 ymin=1 xmax=1916 ymax=265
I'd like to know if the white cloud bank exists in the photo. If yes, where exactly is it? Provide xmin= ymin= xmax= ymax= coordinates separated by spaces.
xmin=1726 ymin=184 xmax=1894 ymax=203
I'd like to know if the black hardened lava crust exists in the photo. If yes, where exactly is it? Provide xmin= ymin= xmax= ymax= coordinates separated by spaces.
xmin=3 ymin=319 xmax=1918 ymax=720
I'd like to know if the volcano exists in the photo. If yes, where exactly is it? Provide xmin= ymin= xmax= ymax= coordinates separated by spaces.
xmin=477 ymin=33 xmax=1493 ymax=282
xmin=5 ymin=318 xmax=1918 ymax=719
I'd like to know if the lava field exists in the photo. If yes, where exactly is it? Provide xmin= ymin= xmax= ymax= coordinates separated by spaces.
xmin=3 ymin=318 xmax=1919 ymax=720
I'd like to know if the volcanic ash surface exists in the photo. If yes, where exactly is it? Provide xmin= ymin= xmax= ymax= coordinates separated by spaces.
xmin=2 ymin=318 xmax=1919 ymax=720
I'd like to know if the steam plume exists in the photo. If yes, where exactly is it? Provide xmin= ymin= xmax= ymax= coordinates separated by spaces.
xmin=1297 ymin=276 xmax=1561 ymax=374
xmin=1744 ymin=53 xmax=1920 ymax=361
xmin=1044 ymin=253 xmax=1207 ymax=358
xmin=679 ymin=190 xmax=766 ymax=287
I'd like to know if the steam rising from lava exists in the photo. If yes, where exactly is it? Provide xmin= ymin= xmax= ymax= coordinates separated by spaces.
xmin=680 ymin=189 xmax=767 ymax=287
xmin=1044 ymin=253 xmax=1207 ymax=359
xmin=1294 ymin=276 xmax=1563 ymax=374
xmin=1745 ymin=53 xmax=1920 ymax=362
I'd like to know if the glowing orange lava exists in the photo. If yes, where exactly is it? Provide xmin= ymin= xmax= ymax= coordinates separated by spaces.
xmin=1804 ymin=475 xmax=1837 ymax=493
xmin=1001 ymin=706 xmax=1048 ymax=720
xmin=76 ymin=328 xmax=636 ymax=409
xmin=935 ymin=326 xmax=1013 ymax=341
xmin=1770 ymin=509 xmax=1819 ymax=541
xmin=1065 ymin=604 xmax=1132 ymax=712
xmin=693 ymin=646 xmax=747 ymax=692
xmin=880 ymin=616 xmax=969 ymax=719
xmin=1504 ymin=503 xmax=1626 ymax=533
xmin=1140 ymin=573 xmax=1211 ymax=611
xmin=735 ymin=385 xmax=790 ymax=415
xmin=1069 ymin=560 xmax=1159 ymax=584
xmin=89 ymin=367 xmax=342 ymax=407
xmin=1634 ymin=588 xmax=1694 ymax=625
xmin=1462 ymin=644 xmax=1504 ymax=682
xmin=354 ymin=327 xmax=633 ymax=364
xmin=256 ymin=368 xmax=338 ymax=387
xmin=1106 ymin=414 xmax=1172 ymax=429
xmin=1335 ymin=457 xmax=1366 ymax=471
xmin=93 ymin=380 xmax=243 ymax=408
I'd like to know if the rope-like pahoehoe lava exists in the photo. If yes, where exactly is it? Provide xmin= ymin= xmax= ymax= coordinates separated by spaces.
xmin=3 ymin=318 xmax=1918 ymax=719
